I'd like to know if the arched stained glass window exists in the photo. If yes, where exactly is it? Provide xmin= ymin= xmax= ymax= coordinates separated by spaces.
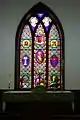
xmin=15 ymin=2 xmax=65 ymax=90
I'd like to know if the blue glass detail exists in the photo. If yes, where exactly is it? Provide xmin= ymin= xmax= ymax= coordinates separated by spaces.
xmin=22 ymin=54 xmax=30 ymax=67
xmin=45 ymin=25 xmax=50 ymax=31
xmin=50 ymin=54 xmax=58 ymax=67
xmin=37 ymin=13 xmax=44 ymax=18
xmin=31 ymin=26 xmax=35 ymax=31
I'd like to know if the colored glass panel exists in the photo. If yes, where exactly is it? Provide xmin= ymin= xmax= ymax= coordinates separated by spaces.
xmin=42 ymin=17 xmax=52 ymax=27
xmin=34 ymin=24 xmax=46 ymax=49
xmin=48 ymin=24 xmax=61 ymax=89
xmin=34 ymin=24 xmax=46 ymax=87
xmin=42 ymin=16 xmax=52 ymax=31
xmin=21 ymin=25 xmax=32 ymax=40
xmin=29 ymin=17 xmax=38 ymax=28
xmin=20 ymin=25 xmax=32 ymax=89
xmin=37 ymin=13 xmax=44 ymax=18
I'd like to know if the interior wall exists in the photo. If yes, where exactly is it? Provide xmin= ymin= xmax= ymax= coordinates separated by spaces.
xmin=0 ymin=0 xmax=80 ymax=90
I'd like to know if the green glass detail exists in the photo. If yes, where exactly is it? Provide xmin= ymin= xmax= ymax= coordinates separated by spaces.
xmin=20 ymin=73 xmax=31 ymax=88
xmin=51 ymin=70 xmax=58 ymax=77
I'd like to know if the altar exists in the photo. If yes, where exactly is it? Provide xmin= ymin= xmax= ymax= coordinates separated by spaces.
xmin=2 ymin=90 xmax=74 ymax=113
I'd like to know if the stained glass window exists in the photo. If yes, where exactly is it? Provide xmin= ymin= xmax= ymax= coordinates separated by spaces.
xmin=48 ymin=24 xmax=61 ymax=89
xmin=15 ymin=2 xmax=64 ymax=90
xmin=34 ymin=24 xmax=46 ymax=87
xmin=20 ymin=25 xmax=32 ymax=88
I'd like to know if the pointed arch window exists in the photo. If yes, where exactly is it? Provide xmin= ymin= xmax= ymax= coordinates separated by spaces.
xmin=15 ymin=2 xmax=65 ymax=90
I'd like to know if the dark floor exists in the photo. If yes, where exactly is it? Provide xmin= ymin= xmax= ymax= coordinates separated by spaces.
xmin=0 ymin=90 xmax=80 ymax=119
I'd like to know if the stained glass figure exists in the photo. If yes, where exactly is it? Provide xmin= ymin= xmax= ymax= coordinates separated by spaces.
xmin=34 ymin=24 xmax=46 ymax=49
xmin=35 ymin=50 xmax=44 ymax=64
